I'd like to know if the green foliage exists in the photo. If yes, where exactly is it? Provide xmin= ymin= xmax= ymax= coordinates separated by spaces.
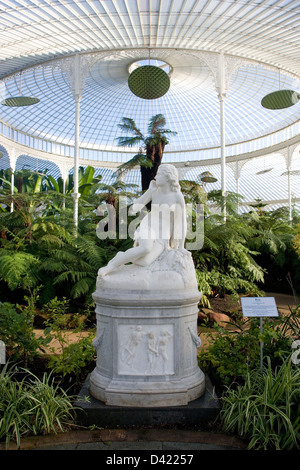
xmin=0 ymin=298 xmax=49 ymax=366
xmin=0 ymin=167 xmax=137 ymax=306
xmin=190 ymin=193 xmax=300 ymax=303
xmin=0 ymin=250 xmax=41 ymax=291
xmin=116 ymin=114 xmax=177 ymax=149
xmin=196 ymin=270 xmax=264 ymax=307
xmin=220 ymin=356 xmax=300 ymax=450
xmin=207 ymin=189 xmax=244 ymax=216
xmin=293 ymin=223 xmax=300 ymax=257
xmin=180 ymin=180 xmax=207 ymax=205
xmin=116 ymin=114 xmax=177 ymax=190
xmin=198 ymin=308 xmax=300 ymax=386
xmin=43 ymin=297 xmax=95 ymax=379
xmin=0 ymin=364 xmax=75 ymax=448
xmin=193 ymin=213 xmax=266 ymax=304
xmin=198 ymin=319 xmax=261 ymax=386
xmin=242 ymin=208 xmax=300 ymax=293
xmin=1 ymin=165 xmax=299 ymax=312
xmin=117 ymin=153 xmax=154 ymax=179
xmin=46 ymin=336 xmax=95 ymax=379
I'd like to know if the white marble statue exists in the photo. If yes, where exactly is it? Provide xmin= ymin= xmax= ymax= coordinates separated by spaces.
xmin=90 ymin=164 xmax=205 ymax=406
xmin=98 ymin=164 xmax=187 ymax=277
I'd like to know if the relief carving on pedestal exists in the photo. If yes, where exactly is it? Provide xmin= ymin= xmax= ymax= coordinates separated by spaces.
xmin=118 ymin=324 xmax=174 ymax=376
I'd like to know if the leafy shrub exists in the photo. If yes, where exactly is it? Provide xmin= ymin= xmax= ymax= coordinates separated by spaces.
xmin=293 ymin=224 xmax=300 ymax=257
xmin=198 ymin=319 xmax=261 ymax=386
xmin=198 ymin=309 xmax=300 ymax=386
xmin=0 ymin=299 xmax=49 ymax=366
xmin=220 ymin=356 xmax=300 ymax=450
xmin=46 ymin=335 xmax=95 ymax=379
xmin=43 ymin=297 xmax=95 ymax=379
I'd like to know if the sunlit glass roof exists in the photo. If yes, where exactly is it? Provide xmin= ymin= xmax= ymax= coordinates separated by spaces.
xmin=1 ymin=52 xmax=300 ymax=156
xmin=0 ymin=0 xmax=300 ymax=209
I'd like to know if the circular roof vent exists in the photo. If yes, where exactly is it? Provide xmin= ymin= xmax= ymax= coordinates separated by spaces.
xmin=128 ymin=60 xmax=171 ymax=99
xmin=261 ymin=89 xmax=300 ymax=109
xmin=1 ymin=96 xmax=40 ymax=107
xmin=199 ymin=171 xmax=218 ymax=183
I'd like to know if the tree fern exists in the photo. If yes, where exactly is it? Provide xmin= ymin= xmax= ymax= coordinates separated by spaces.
xmin=116 ymin=114 xmax=177 ymax=190
xmin=0 ymin=251 xmax=41 ymax=291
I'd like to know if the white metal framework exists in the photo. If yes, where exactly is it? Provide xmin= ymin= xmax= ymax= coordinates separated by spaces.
xmin=0 ymin=0 xmax=300 ymax=219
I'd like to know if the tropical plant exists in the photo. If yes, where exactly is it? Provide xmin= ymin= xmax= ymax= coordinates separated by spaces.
xmin=193 ymin=213 xmax=265 ymax=304
xmin=198 ymin=317 xmax=261 ymax=386
xmin=293 ymin=223 xmax=300 ymax=257
xmin=220 ymin=356 xmax=300 ymax=450
xmin=0 ymin=198 xmax=69 ymax=303
xmin=116 ymin=114 xmax=177 ymax=190
xmin=0 ymin=364 xmax=75 ymax=448
xmin=43 ymin=297 xmax=95 ymax=380
xmin=0 ymin=167 xmax=138 ymax=307
xmin=198 ymin=306 xmax=300 ymax=387
xmin=0 ymin=168 xmax=14 ymax=213
xmin=207 ymin=189 xmax=244 ymax=217
xmin=0 ymin=300 xmax=48 ymax=367
xmin=0 ymin=166 xmax=104 ymax=214
xmin=94 ymin=179 xmax=139 ymax=209
xmin=45 ymin=165 xmax=103 ymax=197
xmin=180 ymin=179 xmax=207 ymax=205
xmin=10 ymin=168 xmax=49 ymax=194
xmin=243 ymin=208 xmax=300 ymax=294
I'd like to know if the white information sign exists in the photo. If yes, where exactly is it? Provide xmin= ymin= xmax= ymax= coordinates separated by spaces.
xmin=241 ymin=297 xmax=278 ymax=318
xmin=241 ymin=297 xmax=278 ymax=372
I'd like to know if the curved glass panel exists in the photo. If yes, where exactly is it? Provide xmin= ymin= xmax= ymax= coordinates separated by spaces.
xmin=0 ymin=0 xmax=300 ymax=209
xmin=1 ymin=56 xmax=300 ymax=160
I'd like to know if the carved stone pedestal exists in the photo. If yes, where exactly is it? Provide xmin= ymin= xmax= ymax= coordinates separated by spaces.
xmin=89 ymin=249 xmax=205 ymax=407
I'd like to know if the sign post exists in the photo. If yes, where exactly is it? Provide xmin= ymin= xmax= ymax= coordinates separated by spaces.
xmin=0 ymin=341 xmax=5 ymax=371
xmin=240 ymin=297 xmax=278 ymax=373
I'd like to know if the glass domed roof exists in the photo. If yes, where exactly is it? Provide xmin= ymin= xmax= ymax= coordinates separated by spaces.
xmin=1 ymin=50 xmax=300 ymax=158
xmin=0 ymin=0 xmax=299 ymax=209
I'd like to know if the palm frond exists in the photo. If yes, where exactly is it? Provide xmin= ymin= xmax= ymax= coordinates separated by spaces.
xmin=148 ymin=113 xmax=166 ymax=134
xmin=117 ymin=154 xmax=153 ymax=177
xmin=115 ymin=135 xmax=144 ymax=148
xmin=117 ymin=117 xmax=144 ymax=137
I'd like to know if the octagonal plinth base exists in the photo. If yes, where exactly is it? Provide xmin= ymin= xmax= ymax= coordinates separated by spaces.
xmin=90 ymin=264 xmax=205 ymax=407
xmin=90 ymin=367 xmax=205 ymax=407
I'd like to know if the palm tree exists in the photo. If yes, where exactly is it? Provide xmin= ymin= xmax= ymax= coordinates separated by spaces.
xmin=116 ymin=114 xmax=177 ymax=191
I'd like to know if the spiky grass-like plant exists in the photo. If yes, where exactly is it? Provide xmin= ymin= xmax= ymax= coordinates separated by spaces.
xmin=220 ymin=356 xmax=300 ymax=450
xmin=0 ymin=364 xmax=75 ymax=448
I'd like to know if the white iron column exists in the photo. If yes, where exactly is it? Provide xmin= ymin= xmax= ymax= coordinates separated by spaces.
xmin=58 ymin=160 xmax=71 ymax=211
xmin=234 ymin=160 xmax=242 ymax=214
xmin=72 ymin=54 xmax=82 ymax=231
xmin=9 ymin=149 xmax=16 ymax=213
xmin=287 ymin=147 xmax=292 ymax=222
xmin=236 ymin=165 xmax=240 ymax=197
xmin=73 ymin=93 xmax=81 ymax=229
xmin=217 ymin=53 xmax=227 ymax=221
xmin=10 ymin=169 xmax=14 ymax=212
xmin=55 ymin=51 xmax=109 ymax=228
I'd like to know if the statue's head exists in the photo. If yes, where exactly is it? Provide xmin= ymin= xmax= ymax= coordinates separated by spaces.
xmin=157 ymin=164 xmax=180 ymax=192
